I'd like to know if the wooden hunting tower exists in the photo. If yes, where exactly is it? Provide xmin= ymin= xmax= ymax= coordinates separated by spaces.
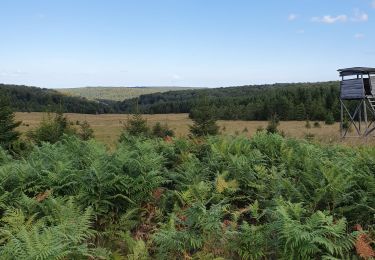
xmin=338 ymin=67 xmax=375 ymax=137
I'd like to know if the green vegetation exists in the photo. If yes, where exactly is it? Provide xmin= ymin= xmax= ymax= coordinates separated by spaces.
xmin=0 ymin=132 xmax=373 ymax=259
xmin=152 ymin=122 xmax=175 ymax=138
xmin=0 ymin=96 xmax=21 ymax=151
xmin=119 ymin=81 xmax=342 ymax=121
xmin=3 ymin=82 xmax=364 ymax=125
xmin=58 ymin=86 xmax=198 ymax=101
xmin=266 ymin=114 xmax=280 ymax=134
xmin=27 ymin=112 xmax=76 ymax=145
xmin=78 ymin=120 xmax=95 ymax=141
xmin=325 ymin=111 xmax=335 ymax=125
xmin=189 ymin=98 xmax=219 ymax=136
xmin=120 ymin=114 xmax=175 ymax=140
xmin=2 ymin=82 xmax=344 ymax=122
xmin=26 ymin=112 xmax=96 ymax=144
xmin=121 ymin=113 xmax=150 ymax=137
xmin=0 ymin=84 xmax=113 ymax=114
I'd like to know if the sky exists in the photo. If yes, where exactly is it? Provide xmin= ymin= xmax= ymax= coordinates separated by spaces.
xmin=1 ymin=0 xmax=375 ymax=88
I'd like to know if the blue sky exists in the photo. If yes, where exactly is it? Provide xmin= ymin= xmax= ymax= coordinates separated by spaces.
xmin=1 ymin=0 xmax=375 ymax=88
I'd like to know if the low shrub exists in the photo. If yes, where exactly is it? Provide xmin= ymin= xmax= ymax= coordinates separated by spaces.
xmin=0 ymin=133 xmax=373 ymax=259
xmin=27 ymin=112 xmax=76 ymax=145
xmin=152 ymin=122 xmax=175 ymax=138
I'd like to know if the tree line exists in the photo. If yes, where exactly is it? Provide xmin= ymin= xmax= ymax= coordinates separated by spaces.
xmin=118 ymin=81 xmax=342 ymax=121
xmin=1 ymin=81 xmax=349 ymax=122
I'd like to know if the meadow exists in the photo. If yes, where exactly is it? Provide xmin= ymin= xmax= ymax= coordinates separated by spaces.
xmin=15 ymin=112 xmax=374 ymax=149
xmin=57 ymin=86 xmax=198 ymax=101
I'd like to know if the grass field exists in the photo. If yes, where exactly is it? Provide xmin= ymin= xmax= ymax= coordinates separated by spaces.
xmin=15 ymin=112 xmax=375 ymax=148
xmin=57 ymin=86 xmax=198 ymax=101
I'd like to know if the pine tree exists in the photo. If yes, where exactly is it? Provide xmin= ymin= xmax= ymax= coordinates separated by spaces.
xmin=27 ymin=112 xmax=76 ymax=145
xmin=78 ymin=120 xmax=94 ymax=140
xmin=0 ymin=96 xmax=21 ymax=150
xmin=294 ymin=103 xmax=306 ymax=120
xmin=152 ymin=122 xmax=174 ymax=138
xmin=123 ymin=113 xmax=150 ymax=137
xmin=325 ymin=112 xmax=335 ymax=125
xmin=189 ymin=97 xmax=219 ymax=137
xmin=266 ymin=114 xmax=280 ymax=134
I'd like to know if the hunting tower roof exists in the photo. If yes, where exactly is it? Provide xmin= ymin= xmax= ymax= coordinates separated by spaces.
xmin=338 ymin=67 xmax=375 ymax=76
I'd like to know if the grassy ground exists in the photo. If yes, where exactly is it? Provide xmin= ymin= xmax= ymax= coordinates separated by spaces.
xmin=15 ymin=112 xmax=375 ymax=149
xmin=57 ymin=86 xmax=198 ymax=101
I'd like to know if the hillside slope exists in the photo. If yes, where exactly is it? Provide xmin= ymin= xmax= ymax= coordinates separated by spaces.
xmin=57 ymin=86 xmax=198 ymax=101
xmin=0 ymin=84 xmax=113 ymax=114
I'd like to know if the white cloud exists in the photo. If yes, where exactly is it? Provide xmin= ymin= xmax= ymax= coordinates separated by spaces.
xmin=311 ymin=9 xmax=368 ymax=24
xmin=354 ymin=33 xmax=365 ymax=39
xmin=288 ymin=14 xmax=298 ymax=21
xmin=351 ymin=9 xmax=368 ymax=22
xmin=172 ymin=74 xmax=181 ymax=80
xmin=311 ymin=15 xmax=348 ymax=24
xmin=372 ymin=0 xmax=375 ymax=8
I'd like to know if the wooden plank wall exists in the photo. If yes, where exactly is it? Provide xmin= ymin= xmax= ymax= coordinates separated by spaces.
xmin=371 ymin=76 xmax=375 ymax=92
xmin=340 ymin=78 xmax=364 ymax=99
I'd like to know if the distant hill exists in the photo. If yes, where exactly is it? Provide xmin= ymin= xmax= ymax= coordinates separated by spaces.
xmin=0 ymin=84 xmax=113 ymax=114
xmin=57 ymin=86 xmax=199 ymax=101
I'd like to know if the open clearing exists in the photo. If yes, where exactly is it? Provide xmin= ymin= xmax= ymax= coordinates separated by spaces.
xmin=15 ymin=112 xmax=375 ymax=148
xmin=57 ymin=86 xmax=198 ymax=101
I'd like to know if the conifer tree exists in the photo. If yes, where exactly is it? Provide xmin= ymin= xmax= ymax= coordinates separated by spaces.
xmin=189 ymin=97 xmax=219 ymax=136
xmin=0 ymin=96 xmax=21 ymax=150
xmin=78 ymin=120 xmax=94 ymax=140
xmin=325 ymin=112 xmax=335 ymax=125
xmin=152 ymin=122 xmax=174 ymax=138
xmin=266 ymin=114 xmax=280 ymax=134
xmin=27 ymin=112 xmax=75 ymax=145
xmin=294 ymin=103 xmax=306 ymax=120
xmin=123 ymin=113 xmax=150 ymax=137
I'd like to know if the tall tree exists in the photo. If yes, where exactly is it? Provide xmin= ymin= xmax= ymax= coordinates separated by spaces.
xmin=0 ymin=96 xmax=21 ymax=150
xmin=189 ymin=97 xmax=219 ymax=136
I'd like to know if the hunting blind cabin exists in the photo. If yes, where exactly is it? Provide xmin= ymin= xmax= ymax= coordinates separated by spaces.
xmin=338 ymin=67 xmax=375 ymax=138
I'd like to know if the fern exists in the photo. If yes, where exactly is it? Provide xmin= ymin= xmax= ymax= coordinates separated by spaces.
xmin=272 ymin=200 xmax=355 ymax=259
xmin=0 ymin=197 xmax=109 ymax=259
xmin=0 ymin=132 xmax=373 ymax=258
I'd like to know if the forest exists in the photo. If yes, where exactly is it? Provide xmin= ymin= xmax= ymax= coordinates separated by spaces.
xmin=118 ymin=81 xmax=341 ymax=121
xmin=0 ymin=84 xmax=113 ymax=114
xmin=1 ymin=82 xmax=342 ymax=121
